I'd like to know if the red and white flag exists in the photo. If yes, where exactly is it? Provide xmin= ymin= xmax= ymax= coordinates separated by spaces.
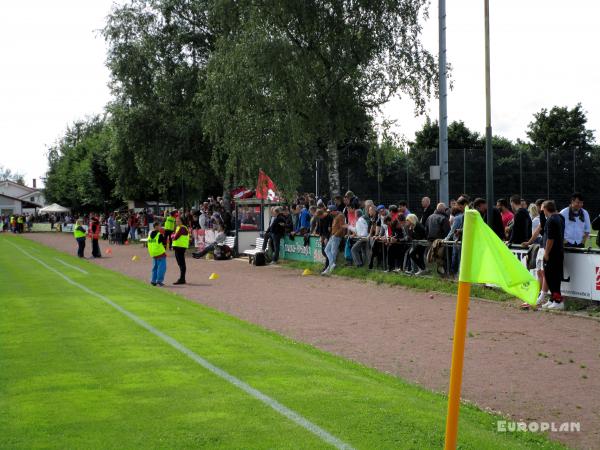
xmin=256 ymin=169 xmax=279 ymax=201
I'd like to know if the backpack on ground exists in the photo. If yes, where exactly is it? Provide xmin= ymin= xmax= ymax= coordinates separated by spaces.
xmin=253 ymin=252 xmax=266 ymax=266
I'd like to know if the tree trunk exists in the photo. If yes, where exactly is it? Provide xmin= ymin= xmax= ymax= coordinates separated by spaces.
xmin=327 ymin=141 xmax=341 ymax=197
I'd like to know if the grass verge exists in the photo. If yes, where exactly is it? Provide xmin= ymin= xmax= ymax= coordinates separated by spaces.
xmin=282 ymin=260 xmax=514 ymax=303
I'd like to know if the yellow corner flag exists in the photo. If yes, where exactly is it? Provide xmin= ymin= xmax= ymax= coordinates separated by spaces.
xmin=459 ymin=209 xmax=539 ymax=305
xmin=444 ymin=209 xmax=539 ymax=450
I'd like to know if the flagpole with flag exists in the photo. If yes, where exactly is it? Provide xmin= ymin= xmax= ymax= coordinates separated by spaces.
xmin=256 ymin=169 xmax=280 ymax=202
xmin=444 ymin=209 xmax=539 ymax=449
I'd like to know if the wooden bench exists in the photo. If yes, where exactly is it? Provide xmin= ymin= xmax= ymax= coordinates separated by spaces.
xmin=243 ymin=237 xmax=265 ymax=264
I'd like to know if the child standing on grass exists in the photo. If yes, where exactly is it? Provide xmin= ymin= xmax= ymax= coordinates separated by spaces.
xmin=147 ymin=221 xmax=167 ymax=286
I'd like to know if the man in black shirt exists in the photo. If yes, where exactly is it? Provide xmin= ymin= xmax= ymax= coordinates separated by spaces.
xmin=420 ymin=197 xmax=435 ymax=225
xmin=541 ymin=200 xmax=565 ymax=311
xmin=508 ymin=194 xmax=532 ymax=244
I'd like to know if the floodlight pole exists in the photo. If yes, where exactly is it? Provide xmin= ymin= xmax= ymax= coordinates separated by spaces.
xmin=438 ymin=0 xmax=449 ymax=205
xmin=484 ymin=0 xmax=494 ymax=224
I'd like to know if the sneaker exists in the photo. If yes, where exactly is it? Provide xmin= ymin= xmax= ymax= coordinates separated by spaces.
xmin=414 ymin=269 xmax=429 ymax=276
xmin=328 ymin=263 xmax=336 ymax=273
xmin=548 ymin=301 xmax=565 ymax=311
xmin=157 ymin=282 xmax=165 ymax=287
xmin=541 ymin=301 xmax=554 ymax=310
xmin=173 ymin=280 xmax=186 ymax=285
xmin=151 ymin=282 xmax=157 ymax=286
xmin=536 ymin=292 xmax=547 ymax=307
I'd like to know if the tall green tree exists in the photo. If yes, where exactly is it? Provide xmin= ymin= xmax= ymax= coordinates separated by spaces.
xmin=202 ymin=0 xmax=437 ymax=196
xmin=103 ymin=0 xmax=220 ymax=205
xmin=525 ymin=103 xmax=599 ymax=206
xmin=45 ymin=117 xmax=119 ymax=212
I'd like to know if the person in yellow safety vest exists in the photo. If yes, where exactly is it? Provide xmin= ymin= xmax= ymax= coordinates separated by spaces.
xmin=73 ymin=219 xmax=87 ymax=258
xmin=17 ymin=215 xmax=24 ymax=233
xmin=171 ymin=216 xmax=189 ymax=285
xmin=147 ymin=221 xmax=167 ymax=286
xmin=164 ymin=211 xmax=177 ymax=250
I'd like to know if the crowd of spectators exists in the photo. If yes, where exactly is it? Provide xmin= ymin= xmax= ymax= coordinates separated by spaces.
xmin=259 ymin=191 xmax=599 ymax=311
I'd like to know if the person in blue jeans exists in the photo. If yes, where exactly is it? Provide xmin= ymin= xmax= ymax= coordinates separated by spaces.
xmin=147 ymin=222 xmax=167 ymax=286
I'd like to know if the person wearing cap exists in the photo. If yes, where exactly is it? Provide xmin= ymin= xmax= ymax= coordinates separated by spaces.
xmin=73 ymin=219 xmax=87 ymax=258
xmin=171 ymin=216 xmax=189 ymax=284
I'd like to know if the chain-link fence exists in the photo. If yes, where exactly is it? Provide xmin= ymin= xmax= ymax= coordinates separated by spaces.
xmin=308 ymin=148 xmax=599 ymax=217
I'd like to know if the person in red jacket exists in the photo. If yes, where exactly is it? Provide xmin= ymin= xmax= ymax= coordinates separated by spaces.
xmin=89 ymin=215 xmax=102 ymax=258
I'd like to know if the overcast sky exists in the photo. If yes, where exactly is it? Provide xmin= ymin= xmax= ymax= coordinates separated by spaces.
xmin=1 ymin=1 xmax=598 ymax=187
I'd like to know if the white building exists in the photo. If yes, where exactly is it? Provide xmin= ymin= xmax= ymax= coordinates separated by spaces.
xmin=0 ymin=180 xmax=45 ymax=214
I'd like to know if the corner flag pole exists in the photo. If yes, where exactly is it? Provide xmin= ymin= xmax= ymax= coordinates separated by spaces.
xmin=444 ymin=210 xmax=475 ymax=449
xmin=443 ymin=280 xmax=471 ymax=449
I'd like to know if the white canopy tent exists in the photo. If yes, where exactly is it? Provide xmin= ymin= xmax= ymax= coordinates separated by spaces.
xmin=39 ymin=203 xmax=70 ymax=214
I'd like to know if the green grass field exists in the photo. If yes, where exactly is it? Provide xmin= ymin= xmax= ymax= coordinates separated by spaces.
xmin=0 ymin=234 xmax=564 ymax=449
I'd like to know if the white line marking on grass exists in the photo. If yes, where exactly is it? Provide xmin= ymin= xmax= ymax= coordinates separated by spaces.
xmin=8 ymin=241 xmax=353 ymax=450
xmin=53 ymin=257 xmax=89 ymax=274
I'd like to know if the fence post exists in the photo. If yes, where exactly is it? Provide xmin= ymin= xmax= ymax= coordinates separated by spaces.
xmin=463 ymin=148 xmax=466 ymax=195
xmin=519 ymin=149 xmax=522 ymax=198
xmin=546 ymin=148 xmax=550 ymax=198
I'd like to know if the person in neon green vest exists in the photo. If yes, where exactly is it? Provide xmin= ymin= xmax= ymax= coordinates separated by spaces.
xmin=73 ymin=219 xmax=87 ymax=258
xmin=164 ymin=211 xmax=177 ymax=250
xmin=171 ymin=216 xmax=189 ymax=285
xmin=147 ymin=221 xmax=167 ymax=286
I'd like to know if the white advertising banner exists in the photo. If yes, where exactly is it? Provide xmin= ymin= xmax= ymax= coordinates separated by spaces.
xmin=511 ymin=248 xmax=600 ymax=302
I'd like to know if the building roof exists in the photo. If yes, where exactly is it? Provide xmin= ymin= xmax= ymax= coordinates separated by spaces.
xmin=0 ymin=179 xmax=36 ymax=193
xmin=0 ymin=193 xmax=42 ymax=208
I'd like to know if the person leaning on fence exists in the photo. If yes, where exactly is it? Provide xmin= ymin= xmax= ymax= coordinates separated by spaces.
xmin=560 ymin=192 xmax=591 ymax=248
xmin=420 ymin=196 xmax=435 ymax=224
xmin=385 ymin=216 xmax=408 ymax=272
xmin=507 ymin=194 xmax=532 ymax=245
xmin=426 ymin=203 xmax=450 ymax=241
xmin=406 ymin=214 xmax=428 ymax=275
xmin=73 ymin=219 xmax=87 ymax=258
xmin=445 ymin=197 xmax=468 ymax=275
xmin=350 ymin=209 xmax=370 ymax=267
xmin=322 ymin=210 xmax=347 ymax=275
xmin=368 ymin=205 xmax=388 ymax=269
xmin=147 ymin=222 xmax=167 ymax=287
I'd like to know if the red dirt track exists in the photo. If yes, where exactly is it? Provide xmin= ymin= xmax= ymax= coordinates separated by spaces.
xmin=23 ymin=233 xmax=600 ymax=449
